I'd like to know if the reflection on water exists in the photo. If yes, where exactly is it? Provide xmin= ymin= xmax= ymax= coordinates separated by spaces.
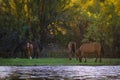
xmin=0 ymin=66 xmax=120 ymax=80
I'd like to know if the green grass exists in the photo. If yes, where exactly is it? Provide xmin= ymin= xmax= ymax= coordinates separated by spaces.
xmin=0 ymin=58 xmax=120 ymax=66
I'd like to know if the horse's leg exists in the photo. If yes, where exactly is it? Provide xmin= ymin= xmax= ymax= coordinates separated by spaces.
xmin=30 ymin=56 xmax=32 ymax=59
xmin=29 ymin=52 xmax=32 ymax=59
xmin=69 ymin=51 xmax=72 ymax=60
xmin=32 ymin=50 xmax=35 ymax=58
xmin=95 ymin=52 xmax=98 ymax=62
xmin=30 ymin=48 xmax=33 ymax=59
xmin=31 ymin=49 xmax=34 ymax=58
xmin=30 ymin=45 xmax=33 ymax=58
xmin=95 ymin=56 xmax=97 ymax=62
xmin=79 ymin=52 xmax=83 ymax=62
xmin=84 ymin=55 xmax=87 ymax=63
xmin=99 ymin=55 xmax=101 ymax=62
xmin=79 ymin=57 xmax=82 ymax=62
xmin=99 ymin=52 xmax=102 ymax=62
xmin=75 ymin=54 xmax=78 ymax=61
xmin=75 ymin=50 xmax=79 ymax=61
xmin=28 ymin=48 xmax=32 ymax=59
xmin=69 ymin=54 xmax=72 ymax=60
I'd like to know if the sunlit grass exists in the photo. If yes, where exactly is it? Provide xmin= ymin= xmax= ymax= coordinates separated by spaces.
xmin=0 ymin=58 xmax=119 ymax=66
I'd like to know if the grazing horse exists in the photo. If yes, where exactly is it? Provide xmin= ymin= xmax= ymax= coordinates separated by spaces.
xmin=26 ymin=42 xmax=33 ymax=59
xmin=13 ymin=41 xmax=33 ymax=59
xmin=68 ymin=41 xmax=76 ymax=60
xmin=14 ymin=40 xmax=43 ymax=59
xmin=76 ymin=42 xmax=102 ymax=62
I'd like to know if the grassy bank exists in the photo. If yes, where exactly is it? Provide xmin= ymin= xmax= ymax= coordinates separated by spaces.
xmin=0 ymin=58 xmax=120 ymax=66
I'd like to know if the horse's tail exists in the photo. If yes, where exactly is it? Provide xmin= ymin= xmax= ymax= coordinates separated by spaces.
xmin=72 ymin=43 xmax=76 ymax=53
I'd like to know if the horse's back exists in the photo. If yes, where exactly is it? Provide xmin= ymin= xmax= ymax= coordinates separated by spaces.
xmin=80 ymin=42 xmax=101 ymax=53
xmin=94 ymin=42 xmax=101 ymax=51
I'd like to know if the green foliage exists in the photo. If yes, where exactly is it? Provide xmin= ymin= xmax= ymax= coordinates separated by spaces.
xmin=82 ymin=25 xmax=101 ymax=43
xmin=0 ymin=0 xmax=120 ymax=58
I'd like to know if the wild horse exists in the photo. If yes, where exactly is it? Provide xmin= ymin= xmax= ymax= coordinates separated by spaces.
xmin=14 ymin=40 xmax=42 ymax=59
xmin=26 ymin=41 xmax=43 ymax=59
xmin=68 ymin=41 xmax=76 ymax=60
xmin=76 ymin=42 xmax=102 ymax=62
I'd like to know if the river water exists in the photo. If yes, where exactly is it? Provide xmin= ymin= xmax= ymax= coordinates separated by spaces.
xmin=0 ymin=66 xmax=120 ymax=80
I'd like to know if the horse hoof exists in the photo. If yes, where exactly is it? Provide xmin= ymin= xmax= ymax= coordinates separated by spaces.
xmin=30 ymin=57 xmax=32 ymax=59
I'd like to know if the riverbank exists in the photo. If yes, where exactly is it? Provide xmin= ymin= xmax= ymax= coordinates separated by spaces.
xmin=0 ymin=58 xmax=120 ymax=66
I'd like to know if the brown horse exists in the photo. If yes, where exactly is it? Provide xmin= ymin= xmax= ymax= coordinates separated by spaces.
xmin=14 ymin=40 xmax=39 ymax=59
xmin=68 ymin=41 xmax=76 ymax=60
xmin=26 ymin=42 xmax=33 ymax=59
xmin=76 ymin=42 xmax=102 ymax=62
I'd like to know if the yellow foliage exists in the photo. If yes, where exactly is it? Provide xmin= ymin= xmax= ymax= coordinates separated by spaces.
xmin=100 ymin=2 xmax=105 ymax=12
xmin=87 ymin=11 xmax=91 ymax=17
xmin=63 ymin=0 xmax=73 ymax=10
xmin=24 ymin=4 xmax=28 ymax=12
xmin=57 ymin=27 xmax=67 ymax=35
xmin=106 ymin=0 xmax=120 ymax=16
xmin=24 ymin=4 xmax=29 ymax=17
xmin=89 ymin=0 xmax=94 ymax=6
xmin=82 ymin=0 xmax=95 ymax=10
xmin=108 ymin=14 xmax=112 ymax=19
xmin=113 ymin=0 xmax=120 ymax=16
xmin=9 ymin=0 xmax=16 ymax=11
xmin=93 ymin=14 xmax=97 ymax=18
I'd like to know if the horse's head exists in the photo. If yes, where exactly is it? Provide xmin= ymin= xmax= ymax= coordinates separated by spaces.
xmin=76 ymin=48 xmax=81 ymax=57
xmin=76 ymin=48 xmax=83 ymax=62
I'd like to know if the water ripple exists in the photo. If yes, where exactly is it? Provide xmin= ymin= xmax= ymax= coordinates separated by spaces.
xmin=0 ymin=66 xmax=120 ymax=80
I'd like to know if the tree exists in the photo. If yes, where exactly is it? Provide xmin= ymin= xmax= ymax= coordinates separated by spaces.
xmin=0 ymin=0 xmax=120 ymax=58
